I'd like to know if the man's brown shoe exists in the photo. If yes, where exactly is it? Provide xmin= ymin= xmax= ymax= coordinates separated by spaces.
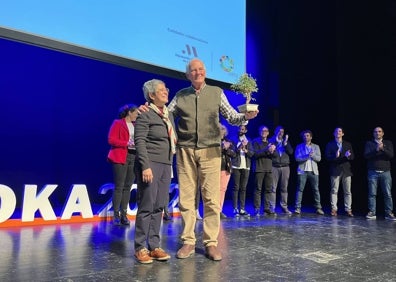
xmin=347 ymin=210 xmax=354 ymax=217
xmin=135 ymin=248 xmax=153 ymax=264
xmin=176 ymin=244 xmax=195 ymax=259
xmin=205 ymin=245 xmax=222 ymax=261
xmin=150 ymin=248 xmax=170 ymax=261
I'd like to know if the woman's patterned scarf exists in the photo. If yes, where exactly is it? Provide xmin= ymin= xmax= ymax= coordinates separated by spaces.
xmin=149 ymin=103 xmax=177 ymax=154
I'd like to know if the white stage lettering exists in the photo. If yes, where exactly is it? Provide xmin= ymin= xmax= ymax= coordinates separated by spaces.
xmin=22 ymin=184 xmax=58 ymax=222
xmin=0 ymin=183 xmax=180 ymax=224
xmin=61 ymin=185 xmax=93 ymax=220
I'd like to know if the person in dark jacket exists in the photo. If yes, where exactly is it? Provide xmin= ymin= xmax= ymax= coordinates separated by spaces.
xmin=134 ymin=79 xmax=177 ymax=264
xmin=252 ymin=125 xmax=276 ymax=216
xmin=364 ymin=126 xmax=396 ymax=220
xmin=325 ymin=127 xmax=354 ymax=217
xmin=269 ymin=126 xmax=294 ymax=215
xmin=231 ymin=125 xmax=254 ymax=217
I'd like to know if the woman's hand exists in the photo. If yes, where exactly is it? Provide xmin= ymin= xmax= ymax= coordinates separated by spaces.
xmin=142 ymin=168 xmax=153 ymax=183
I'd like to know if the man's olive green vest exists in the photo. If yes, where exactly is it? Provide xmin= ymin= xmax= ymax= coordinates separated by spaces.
xmin=173 ymin=85 xmax=222 ymax=148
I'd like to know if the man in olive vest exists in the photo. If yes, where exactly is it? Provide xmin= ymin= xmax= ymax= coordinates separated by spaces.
xmin=171 ymin=58 xmax=258 ymax=261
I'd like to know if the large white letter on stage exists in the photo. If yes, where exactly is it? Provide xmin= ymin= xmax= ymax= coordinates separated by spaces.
xmin=61 ymin=184 xmax=93 ymax=219
xmin=0 ymin=182 xmax=179 ymax=225
xmin=0 ymin=184 xmax=17 ymax=223
xmin=22 ymin=184 xmax=57 ymax=222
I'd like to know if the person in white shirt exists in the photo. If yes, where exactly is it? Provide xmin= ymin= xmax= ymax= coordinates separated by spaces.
xmin=294 ymin=130 xmax=324 ymax=215
xmin=231 ymin=125 xmax=254 ymax=217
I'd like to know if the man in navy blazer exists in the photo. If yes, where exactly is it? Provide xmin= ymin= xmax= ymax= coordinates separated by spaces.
xmin=324 ymin=127 xmax=354 ymax=217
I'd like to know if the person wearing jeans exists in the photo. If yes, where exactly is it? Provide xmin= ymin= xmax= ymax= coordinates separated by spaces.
xmin=364 ymin=126 xmax=396 ymax=220
xmin=294 ymin=130 xmax=324 ymax=215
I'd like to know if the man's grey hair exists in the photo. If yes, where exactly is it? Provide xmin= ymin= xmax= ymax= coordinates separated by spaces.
xmin=185 ymin=58 xmax=206 ymax=74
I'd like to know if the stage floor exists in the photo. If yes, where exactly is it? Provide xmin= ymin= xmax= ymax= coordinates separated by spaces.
xmin=1 ymin=204 xmax=396 ymax=282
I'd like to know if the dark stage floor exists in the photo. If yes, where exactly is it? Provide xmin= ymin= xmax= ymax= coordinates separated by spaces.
xmin=1 ymin=203 xmax=396 ymax=282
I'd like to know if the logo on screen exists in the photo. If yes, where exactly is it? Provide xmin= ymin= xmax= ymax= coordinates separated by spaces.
xmin=182 ymin=44 xmax=198 ymax=57
xmin=219 ymin=55 xmax=234 ymax=72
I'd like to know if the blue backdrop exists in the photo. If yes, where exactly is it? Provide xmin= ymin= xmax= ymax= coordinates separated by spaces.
xmin=0 ymin=1 xmax=276 ymax=219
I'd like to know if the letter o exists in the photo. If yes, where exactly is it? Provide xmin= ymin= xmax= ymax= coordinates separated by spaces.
xmin=0 ymin=184 xmax=17 ymax=223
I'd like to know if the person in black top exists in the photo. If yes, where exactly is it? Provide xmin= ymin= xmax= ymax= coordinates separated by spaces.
xmin=269 ymin=126 xmax=294 ymax=215
xmin=324 ymin=127 xmax=354 ymax=217
xmin=252 ymin=125 xmax=276 ymax=216
xmin=364 ymin=126 xmax=396 ymax=220
xmin=134 ymin=79 xmax=177 ymax=263
xmin=107 ymin=104 xmax=139 ymax=225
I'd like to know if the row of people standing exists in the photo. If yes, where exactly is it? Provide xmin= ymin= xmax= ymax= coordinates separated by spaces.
xmin=222 ymin=125 xmax=396 ymax=221
xmin=228 ymin=125 xmax=294 ymax=217
xmin=105 ymin=57 xmax=394 ymax=266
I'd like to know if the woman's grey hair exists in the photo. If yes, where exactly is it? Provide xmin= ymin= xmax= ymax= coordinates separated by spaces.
xmin=142 ymin=79 xmax=165 ymax=102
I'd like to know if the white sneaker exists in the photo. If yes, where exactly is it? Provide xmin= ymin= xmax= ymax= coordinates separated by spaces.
xmin=366 ymin=212 xmax=376 ymax=219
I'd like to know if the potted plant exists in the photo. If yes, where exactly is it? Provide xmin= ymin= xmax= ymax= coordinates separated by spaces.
xmin=230 ymin=73 xmax=259 ymax=112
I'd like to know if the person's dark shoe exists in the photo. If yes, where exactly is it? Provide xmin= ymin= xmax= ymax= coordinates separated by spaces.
xmin=205 ymin=245 xmax=222 ymax=261
xmin=264 ymin=209 xmax=276 ymax=216
xmin=113 ymin=210 xmax=121 ymax=225
xmin=220 ymin=212 xmax=227 ymax=219
xmin=294 ymin=208 xmax=301 ymax=215
xmin=385 ymin=213 xmax=396 ymax=221
xmin=176 ymin=244 xmax=195 ymax=259
xmin=120 ymin=210 xmax=130 ymax=225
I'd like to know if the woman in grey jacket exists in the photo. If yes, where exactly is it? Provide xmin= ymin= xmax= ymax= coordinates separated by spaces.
xmin=134 ymin=79 xmax=177 ymax=264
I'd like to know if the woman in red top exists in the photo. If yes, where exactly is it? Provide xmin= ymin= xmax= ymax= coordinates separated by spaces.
xmin=107 ymin=104 xmax=138 ymax=225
